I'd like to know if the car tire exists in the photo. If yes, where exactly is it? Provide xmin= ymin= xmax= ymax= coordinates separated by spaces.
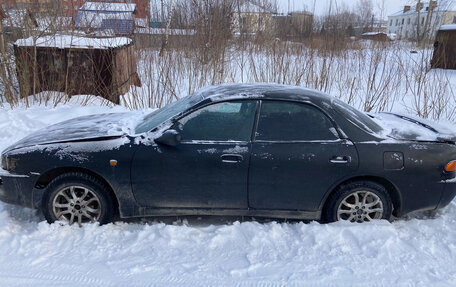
xmin=42 ymin=172 xmax=113 ymax=226
xmin=323 ymin=181 xmax=393 ymax=223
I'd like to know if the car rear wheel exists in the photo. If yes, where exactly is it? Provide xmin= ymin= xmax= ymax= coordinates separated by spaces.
xmin=42 ymin=172 xmax=113 ymax=226
xmin=324 ymin=181 xmax=392 ymax=223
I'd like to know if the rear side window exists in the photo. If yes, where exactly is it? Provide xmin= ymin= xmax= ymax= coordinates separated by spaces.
xmin=175 ymin=101 xmax=257 ymax=141
xmin=333 ymin=99 xmax=383 ymax=134
xmin=255 ymin=101 xmax=339 ymax=141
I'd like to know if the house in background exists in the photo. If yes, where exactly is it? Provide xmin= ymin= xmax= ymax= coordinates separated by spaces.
xmin=75 ymin=2 xmax=136 ymax=35
xmin=1 ymin=0 xmax=55 ymax=14
xmin=388 ymin=1 xmax=456 ymax=40
xmin=273 ymin=11 xmax=313 ymax=40
xmin=60 ymin=0 xmax=86 ymax=17
xmin=231 ymin=1 xmax=274 ymax=36
xmin=60 ymin=0 xmax=149 ymax=19
xmin=1 ymin=8 xmax=39 ymax=42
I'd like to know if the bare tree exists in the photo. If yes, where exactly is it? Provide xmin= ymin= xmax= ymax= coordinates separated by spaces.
xmin=356 ymin=0 xmax=374 ymax=25
xmin=159 ymin=0 xmax=175 ymax=56
xmin=415 ymin=0 xmax=452 ymax=45
xmin=375 ymin=0 xmax=387 ymax=23
xmin=356 ymin=0 xmax=374 ymax=32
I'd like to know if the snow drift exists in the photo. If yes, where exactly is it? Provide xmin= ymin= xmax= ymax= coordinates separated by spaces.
xmin=0 ymin=104 xmax=456 ymax=286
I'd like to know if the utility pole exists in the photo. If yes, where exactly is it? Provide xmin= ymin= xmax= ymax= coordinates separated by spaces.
xmin=161 ymin=0 xmax=165 ymax=26
xmin=416 ymin=0 xmax=421 ymax=44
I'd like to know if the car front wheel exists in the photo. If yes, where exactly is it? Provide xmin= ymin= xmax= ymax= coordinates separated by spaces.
xmin=42 ymin=172 xmax=113 ymax=226
xmin=324 ymin=181 xmax=393 ymax=223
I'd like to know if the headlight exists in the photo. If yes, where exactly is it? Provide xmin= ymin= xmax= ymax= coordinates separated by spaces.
xmin=1 ymin=154 xmax=18 ymax=171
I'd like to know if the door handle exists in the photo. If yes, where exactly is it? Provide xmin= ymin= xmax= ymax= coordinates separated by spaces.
xmin=330 ymin=156 xmax=351 ymax=164
xmin=221 ymin=154 xmax=243 ymax=163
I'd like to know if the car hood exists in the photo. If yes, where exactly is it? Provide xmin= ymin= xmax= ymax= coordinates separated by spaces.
xmin=371 ymin=112 xmax=456 ymax=143
xmin=3 ymin=112 xmax=142 ymax=153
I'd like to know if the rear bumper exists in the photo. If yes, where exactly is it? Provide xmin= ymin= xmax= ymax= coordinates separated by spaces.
xmin=438 ymin=180 xmax=456 ymax=209
xmin=0 ymin=170 xmax=38 ymax=208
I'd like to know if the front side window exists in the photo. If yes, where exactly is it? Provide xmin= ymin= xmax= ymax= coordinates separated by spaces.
xmin=255 ymin=101 xmax=339 ymax=141
xmin=135 ymin=96 xmax=196 ymax=134
xmin=175 ymin=101 xmax=257 ymax=142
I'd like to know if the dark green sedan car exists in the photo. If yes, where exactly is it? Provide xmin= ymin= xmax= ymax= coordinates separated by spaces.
xmin=1 ymin=84 xmax=456 ymax=226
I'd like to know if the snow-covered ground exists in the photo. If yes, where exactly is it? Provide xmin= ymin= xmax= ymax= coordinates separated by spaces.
xmin=1 ymin=42 xmax=456 ymax=286
xmin=1 ymin=103 xmax=456 ymax=286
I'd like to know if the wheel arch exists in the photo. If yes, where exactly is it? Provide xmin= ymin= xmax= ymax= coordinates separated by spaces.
xmin=34 ymin=167 xmax=120 ymax=212
xmin=321 ymin=176 xmax=402 ymax=217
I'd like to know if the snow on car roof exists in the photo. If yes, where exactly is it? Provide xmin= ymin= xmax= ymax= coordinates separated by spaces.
xmin=192 ymin=83 xmax=330 ymax=102
xmin=15 ymin=35 xmax=132 ymax=50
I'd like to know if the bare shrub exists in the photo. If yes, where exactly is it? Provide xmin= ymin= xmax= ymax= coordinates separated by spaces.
xmin=402 ymin=47 xmax=455 ymax=121
xmin=0 ymin=0 xmax=455 ymax=124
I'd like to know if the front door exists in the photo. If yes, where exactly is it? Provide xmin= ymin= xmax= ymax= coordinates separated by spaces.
xmin=131 ymin=100 xmax=258 ymax=209
xmin=248 ymin=100 xmax=359 ymax=211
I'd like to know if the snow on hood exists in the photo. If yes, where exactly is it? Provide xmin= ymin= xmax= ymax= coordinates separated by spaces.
xmin=4 ymin=112 xmax=144 ymax=152
xmin=371 ymin=112 xmax=456 ymax=142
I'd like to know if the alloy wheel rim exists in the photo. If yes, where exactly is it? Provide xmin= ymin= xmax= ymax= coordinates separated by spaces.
xmin=52 ymin=186 xmax=101 ymax=226
xmin=336 ymin=190 xmax=384 ymax=222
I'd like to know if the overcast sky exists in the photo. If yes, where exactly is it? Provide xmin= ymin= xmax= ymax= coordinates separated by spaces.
xmin=275 ymin=0 xmax=418 ymax=19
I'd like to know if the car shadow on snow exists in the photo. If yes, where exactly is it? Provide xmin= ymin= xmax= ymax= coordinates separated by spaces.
xmin=115 ymin=215 xmax=312 ymax=227
xmin=0 ymin=201 xmax=310 ymax=227
xmin=0 ymin=201 xmax=452 ymax=227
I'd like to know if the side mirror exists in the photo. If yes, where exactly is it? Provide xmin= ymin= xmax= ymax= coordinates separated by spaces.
xmin=154 ymin=129 xmax=181 ymax=146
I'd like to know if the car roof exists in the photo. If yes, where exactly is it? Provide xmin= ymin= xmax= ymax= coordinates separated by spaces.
xmin=188 ymin=83 xmax=385 ymax=142
xmin=191 ymin=83 xmax=332 ymax=103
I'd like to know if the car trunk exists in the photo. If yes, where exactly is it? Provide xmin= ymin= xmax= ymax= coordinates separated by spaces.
xmin=370 ymin=112 xmax=456 ymax=143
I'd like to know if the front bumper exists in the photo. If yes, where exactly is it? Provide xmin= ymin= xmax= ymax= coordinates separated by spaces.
xmin=0 ymin=170 xmax=39 ymax=208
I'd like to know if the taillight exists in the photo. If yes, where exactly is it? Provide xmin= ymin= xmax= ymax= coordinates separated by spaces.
xmin=445 ymin=161 xmax=456 ymax=172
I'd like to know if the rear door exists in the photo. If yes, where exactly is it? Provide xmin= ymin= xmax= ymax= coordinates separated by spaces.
xmin=248 ymin=100 xmax=359 ymax=211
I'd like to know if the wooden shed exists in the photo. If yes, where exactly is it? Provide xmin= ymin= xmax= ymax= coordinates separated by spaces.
xmin=360 ymin=32 xmax=391 ymax=42
xmin=431 ymin=25 xmax=456 ymax=70
xmin=14 ymin=35 xmax=141 ymax=103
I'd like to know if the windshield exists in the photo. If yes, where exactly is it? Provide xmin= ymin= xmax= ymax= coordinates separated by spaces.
xmin=135 ymin=96 xmax=196 ymax=134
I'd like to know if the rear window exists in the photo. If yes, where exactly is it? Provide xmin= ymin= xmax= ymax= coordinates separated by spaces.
xmin=333 ymin=100 xmax=384 ymax=134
